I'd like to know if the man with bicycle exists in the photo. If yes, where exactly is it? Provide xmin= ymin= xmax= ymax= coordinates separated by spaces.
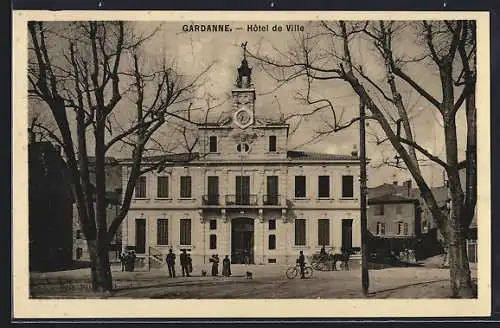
xmin=297 ymin=250 xmax=306 ymax=279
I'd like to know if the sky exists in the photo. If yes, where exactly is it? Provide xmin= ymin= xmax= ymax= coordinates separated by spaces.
xmin=30 ymin=20 xmax=471 ymax=188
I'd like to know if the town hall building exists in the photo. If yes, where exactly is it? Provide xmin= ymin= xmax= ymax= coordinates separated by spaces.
xmin=120 ymin=49 xmax=362 ymax=268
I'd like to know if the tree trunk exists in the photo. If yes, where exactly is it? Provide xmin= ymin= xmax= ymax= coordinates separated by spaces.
xmin=447 ymin=221 xmax=474 ymax=298
xmin=87 ymin=239 xmax=113 ymax=292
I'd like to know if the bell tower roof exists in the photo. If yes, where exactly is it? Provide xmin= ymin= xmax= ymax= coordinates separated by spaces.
xmin=235 ymin=41 xmax=253 ymax=89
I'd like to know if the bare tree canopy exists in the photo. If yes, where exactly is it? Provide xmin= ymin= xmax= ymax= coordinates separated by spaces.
xmin=248 ymin=20 xmax=476 ymax=298
xmin=28 ymin=21 xmax=213 ymax=291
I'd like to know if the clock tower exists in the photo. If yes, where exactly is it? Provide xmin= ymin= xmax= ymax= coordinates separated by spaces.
xmin=232 ymin=42 xmax=255 ymax=130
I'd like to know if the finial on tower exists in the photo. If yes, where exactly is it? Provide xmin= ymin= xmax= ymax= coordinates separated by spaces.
xmin=236 ymin=41 xmax=252 ymax=88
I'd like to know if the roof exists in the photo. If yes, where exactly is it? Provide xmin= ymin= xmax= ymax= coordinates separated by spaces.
xmin=368 ymin=194 xmax=419 ymax=204
xmin=367 ymin=183 xmax=410 ymax=198
xmin=286 ymin=151 xmax=359 ymax=161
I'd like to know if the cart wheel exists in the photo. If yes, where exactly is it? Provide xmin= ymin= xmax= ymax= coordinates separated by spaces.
xmin=286 ymin=266 xmax=298 ymax=279
xmin=304 ymin=266 xmax=313 ymax=278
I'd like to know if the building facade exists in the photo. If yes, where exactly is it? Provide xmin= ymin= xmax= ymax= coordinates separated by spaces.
xmin=29 ymin=137 xmax=73 ymax=271
xmin=120 ymin=53 xmax=362 ymax=267
xmin=367 ymin=194 xmax=420 ymax=238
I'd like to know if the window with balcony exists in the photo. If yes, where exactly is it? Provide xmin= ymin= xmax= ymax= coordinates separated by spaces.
xmin=318 ymin=219 xmax=330 ymax=246
xmin=157 ymin=176 xmax=169 ymax=198
xmin=342 ymin=175 xmax=354 ymax=198
xmin=209 ymin=136 xmax=218 ymax=153
xmin=180 ymin=219 xmax=191 ymax=245
xmin=295 ymin=219 xmax=306 ymax=246
xmin=318 ymin=175 xmax=330 ymax=198
xmin=268 ymin=135 xmax=277 ymax=152
xmin=135 ymin=176 xmax=147 ymax=198
xmin=209 ymin=234 xmax=217 ymax=249
xmin=206 ymin=176 xmax=219 ymax=205
xmin=157 ymin=219 xmax=169 ymax=245
xmin=235 ymin=175 xmax=251 ymax=205
xmin=265 ymin=175 xmax=279 ymax=205
xmin=295 ymin=175 xmax=306 ymax=198
xmin=180 ymin=176 xmax=192 ymax=198
xmin=269 ymin=234 xmax=276 ymax=250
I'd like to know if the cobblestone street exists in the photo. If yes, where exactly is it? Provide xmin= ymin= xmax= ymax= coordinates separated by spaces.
xmin=29 ymin=263 xmax=478 ymax=299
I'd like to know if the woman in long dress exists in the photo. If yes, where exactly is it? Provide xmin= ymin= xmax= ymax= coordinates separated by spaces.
xmin=211 ymin=254 xmax=219 ymax=276
xmin=222 ymin=255 xmax=231 ymax=277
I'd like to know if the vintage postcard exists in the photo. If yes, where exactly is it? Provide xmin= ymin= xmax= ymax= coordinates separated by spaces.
xmin=12 ymin=10 xmax=491 ymax=318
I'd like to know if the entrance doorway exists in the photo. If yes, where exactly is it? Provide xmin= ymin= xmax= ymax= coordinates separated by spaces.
xmin=231 ymin=218 xmax=254 ymax=264
xmin=341 ymin=219 xmax=353 ymax=253
xmin=135 ymin=219 xmax=146 ymax=254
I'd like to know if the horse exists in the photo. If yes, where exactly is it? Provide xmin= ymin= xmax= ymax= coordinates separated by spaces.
xmin=332 ymin=249 xmax=354 ymax=271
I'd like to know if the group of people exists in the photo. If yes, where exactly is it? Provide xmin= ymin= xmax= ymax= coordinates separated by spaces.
xmin=119 ymin=249 xmax=137 ymax=272
xmin=165 ymin=249 xmax=193 ymax=278
xmin=209 ymin=254 xmax=232 ymax=277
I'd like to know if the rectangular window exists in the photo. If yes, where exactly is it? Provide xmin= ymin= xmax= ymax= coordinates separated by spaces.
xmin=342 ymin=175 xmax=354 ymax=198
xmin=396 ymin=204 xmax=403 ymax=214
xmin=376 ymin=204 xmax=385 ymax=216
xmin=157 ymin=176 xmax=169 ymax=198
xmin=269 ymin=234 xmax=276 ymax=250
xmin=207 ymin=176 xmax=219 ymax=205
xmin=209 ymin=219 xmax=217 ymax=230
xmin=376 ymin=222 xmax=385 ymax=235
xmin=76 ymin=247 xmax=83 ymax=260
xmin=268 ymin=219 xmax=276 ymax=230
xmin=403 ymin=222 xmax=408 ymax=235
xmin=295 ymin=176 xmax=306 ymax=198
xmin=397 ymin=221 xmax=404 ymax=235
xmin=268 ymin=135 xmax=277 ymax=152
xmin=209 ymin=234 xmax=217 ymax=249
xmin=157 ymin=219 xmax=169 ymax=245
xmin=209 ymin=136 xmax=218 ymax=153
xmin=266 ymin=175 xmax=279 ymax=205
xmin=318 ymin=219 xmax=330 ymax=246
xmin=180 ymin=176 xmax=192 ymax=198
xmin=294 ymin=219 xmax=306 ymax=246
xmin=318 ymin=175 xmax=330 ymax=198
xmin=75 ymin=230 xmax=81 ymax=239
xmin=135 ymin=176 xmax=147 ymax=198
xmin=180 ymin=219 xmax=192 ymax=245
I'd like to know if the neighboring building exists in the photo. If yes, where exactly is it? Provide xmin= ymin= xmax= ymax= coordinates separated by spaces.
xmin=72 ymin=157 xmax=123 ymax=262
xmin=368 ymin=194 xmax=421 ymax=238
xmin=119 ymin=52 xmax=362 ymax=267
xmin=29 ymin=135 xmax=73 ymax=271
xmin=459 ymin=160 xmax=478 ymax=263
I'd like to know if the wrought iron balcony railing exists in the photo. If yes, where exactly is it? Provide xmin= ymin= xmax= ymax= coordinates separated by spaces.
xmin=202 ymin=194 xmax=220 ymax=206
xmin=225 ymin=194 xmax=258 ymax=206
xmin=262 ymin=194 xmax=281 ymax=206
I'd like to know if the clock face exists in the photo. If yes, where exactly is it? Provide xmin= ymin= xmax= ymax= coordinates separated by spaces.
xmin=237 ymin=109 xmax=251 ymax=125
xmin=233 ymin=107 xmax=253 ymax=129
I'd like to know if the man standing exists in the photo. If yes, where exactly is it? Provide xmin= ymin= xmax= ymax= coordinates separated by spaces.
xmin=166 ymin=248 xmax=176 ymax=278
xmin=298 ymin=250 xmax=306 ymax=279
xmin=180 ymin=249 xmax=191 ymax=277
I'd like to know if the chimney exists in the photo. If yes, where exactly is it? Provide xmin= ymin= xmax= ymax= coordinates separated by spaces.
xmin=405 ymin=180 xmax=412 ymax=196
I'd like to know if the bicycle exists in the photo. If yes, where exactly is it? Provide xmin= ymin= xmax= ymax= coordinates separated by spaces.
xmin=286 ymin=263 xmax=313 ymax=279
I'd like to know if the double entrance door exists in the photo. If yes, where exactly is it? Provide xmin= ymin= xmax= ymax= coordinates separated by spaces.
xmin=231 ymin=218 xmax=254 ymax=264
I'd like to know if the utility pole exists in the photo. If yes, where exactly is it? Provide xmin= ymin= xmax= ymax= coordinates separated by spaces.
xmin=359 ymin=97 xmax=369 ymax=296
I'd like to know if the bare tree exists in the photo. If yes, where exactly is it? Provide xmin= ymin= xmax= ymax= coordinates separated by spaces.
xmin=28 ymin=21 xmax=212 ymax=292
xmin=249 ymin=20 xmax=476 ymax=298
